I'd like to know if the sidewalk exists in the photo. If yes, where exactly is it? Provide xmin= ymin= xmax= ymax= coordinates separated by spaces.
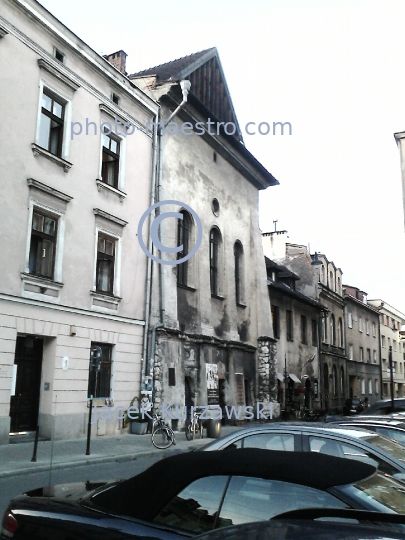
xmin=0 ymin=424 xmax=243 ymax=479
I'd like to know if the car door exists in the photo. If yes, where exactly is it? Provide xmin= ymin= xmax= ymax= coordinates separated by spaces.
xmin=303 ymin=434 xmax=400 ymax=475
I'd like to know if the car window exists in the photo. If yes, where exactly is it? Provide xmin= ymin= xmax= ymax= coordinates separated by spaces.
xmin=374 ymin=427 xmax=405 ymax=446
xmin=339 ymin=473 xmax=405 ymax=513
xmin=153 ymin=475 xmax=228 ymax=533
xmin=218 ymin=476 xmax=347 ymax=526
xmin=308 ymin=436 xmax=398 ymax=475
xmin=242 ymin=433 xmax=294 ymax=451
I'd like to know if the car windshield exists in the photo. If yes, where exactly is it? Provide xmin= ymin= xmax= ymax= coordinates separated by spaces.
xmin=363 ymin=434 xmax=405 ymax=463
xmin=340 ymin=473 xmax=405 ymax=513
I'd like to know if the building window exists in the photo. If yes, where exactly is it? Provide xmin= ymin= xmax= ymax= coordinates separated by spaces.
xmin=349 ymin=344 xmax=354 ymax=360
xmin=96 ymin=233 xmax=115 ymax=294
xmin=28 ymin=210 xmax=58 ymax=279
xmin=338 ymin=318 xmax=343 ymax=347
xmin=340 ymin=367 xmax=344 ymax=394
xmin=329 ymin=271 xmax=334 ymax=291
xmin=330 ymin=314 xmax=336 ymax=346
xmin=375 ymin=379 xmax=379 ymax=395
xmin=366 ymin=348 xmax=371 ymax=363
xmin=321 ymin=316 xmax=327 ymax=343
xmin=168 ymin=367 xmax=176 ymax=386
xmin=301 ymin=315 xmax=307 ymax=344
xmin=177 ymin=211 xmax=191 ymax=286
xmin=360 ymin=347 xmax=364 ymax=362
xmin=54 ymin=47 xmax=65 ymax=63
xmin=372 ymin=322 xmax=376 ymax=337
xmin=394 ymin=340 xmax=397 ymax=351
xmin=38 ymin=88 xmax=65 ymax=157
xmin=373 ymin=350 xmax=377 ymax=363
xmin=332 ymin=365 xmax=337 ymax=395
xmin=286 ymin=310 xmax=294 ymax=341
xmin=359 ymin=317 xmax=363 ymax=332
xmin=311 ymin=319 xmax=317 ymax=346
xmin=381 ymin=335 xmax=385 ymax=348
xmin=361 ymin=379 xmax=365 ymax=395
xmin=368 ymin=379 xmax=372 ymax=394
xmin=234 ymin=241 xmax=244 ymax=305
xmin=111 ymin=92 xmax=120 ymax=105
xmin=271 ymin=305 xmax=280 ymax=339
xmin=101 ymin=131 xmax=120 ymax=188
xmin=210 ymin=228 xmax=220 ymax=296
xmin=366 ymin=320 xmax=370 ymax=335
xmin=88 ymin=343 xmax=112 ymax=398
xmin=337 ymin=276 xmax=341 ymax=294
xmin=348 ymin=312 xmax=353 ymax=328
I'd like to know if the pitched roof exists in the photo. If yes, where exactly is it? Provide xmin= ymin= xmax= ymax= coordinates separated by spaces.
xmin=130 ymin=47 xmax=243 ymax=142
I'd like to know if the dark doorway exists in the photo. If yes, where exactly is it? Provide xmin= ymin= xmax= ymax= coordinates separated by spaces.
xmin=305 ymin=378 xmax=311 ymax=409
xmin=10 ymin=336 xmax=43 ymax=433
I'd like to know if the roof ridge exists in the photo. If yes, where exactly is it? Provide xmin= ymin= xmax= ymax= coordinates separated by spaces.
xmin=130 ymin=47 xmax=216 ymax=78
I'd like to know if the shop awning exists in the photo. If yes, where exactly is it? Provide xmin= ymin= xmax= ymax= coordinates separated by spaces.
xmin=289 ymin=373 xmax=301 ymax=383
xmin=276 ymin=372 xmax=284 ymax=382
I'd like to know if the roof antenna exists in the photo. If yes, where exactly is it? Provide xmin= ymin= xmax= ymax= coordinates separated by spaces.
xmin=273 ymin=220 xmax=278 ymax=232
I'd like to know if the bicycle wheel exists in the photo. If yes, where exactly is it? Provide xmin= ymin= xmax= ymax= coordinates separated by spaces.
xmin=152 ymin=427 xmax=174 ymax=449
xmin=185 ymin=420 xmax=193 ymax=440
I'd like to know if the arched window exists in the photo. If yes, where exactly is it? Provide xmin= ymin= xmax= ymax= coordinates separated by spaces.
xmin=332 ymin=365 xmax=337 ymax=395
xmin=322 ymin=315 xmax=327 ymax=342
xmin=177 ymin=211 xmax=191 ymax=286
xmin=329 ymin=271 xmax=334 ymax=291
xmin=337 ymin=276 xmax=341 ymax=294
xmin=338 ymin=318 xmax=343 ymax=348
xmin=234 ymin=241 xmax=244 ymax=305
xmin=340 ymin=366 xmax=344 ymax=395
xmin=320 ymin=265 xmax=325 ymax=284
xmin=330 ymin=314 xmax=336 ymax=346
xmin=210 ymin=228 xmax=220 ymax=296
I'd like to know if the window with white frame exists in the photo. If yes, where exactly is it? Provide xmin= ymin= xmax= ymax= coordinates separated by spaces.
xmin=375 ymin=379 xmax=379 ymax=395
xmin=366 ymin=349 xmax=371 ymax=363
xmin=28 ymin=210 xmax=58 ymax=279
xmin=96 ymin=233 xmax=116 ymax=294
xmin=373 ymin=350 xmax=377 ymax=363
xmin=359 ymin=317 xmax=363 ymax=332
xmin=338 ymin=318 xmax=343 ymax=347
xmin=366 ymin=319 xmax=370 ymax=335
xmin=361 ymin=379 xmax=365 ymax=394
xmin=394 ymin=340 xmax=397 ymax=351
xmin=349 ymin=344 xmax=354 ymax=360
xmin=38 ymin=88 xmax=66 ymax=157
xmin=101 ymin=130 xmax=120 ymax=188
xmin=348 ymin=312 xmax=353 ymax=328
xmin=381 ymin=335 xmax=385 ymax=348
xmin=372 ymin=322 xmax=376 ymax=337
xmin=359 ymin=347 xmax=364 ymax=362
xmin=368 ymin=379 xmax=372 ymax=394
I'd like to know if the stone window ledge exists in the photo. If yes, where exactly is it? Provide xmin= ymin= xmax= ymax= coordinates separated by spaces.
xmin=96 ymin=179 xmax=126 ymax=202
xmin=211 ymin=294 xmax=225 ymax=301
xmin=21 ymin=273 xmax=63 ymax=301
xmin=177 ymin=284 xmax=196 ymax=292
xmin=90 ymin=290 xmax=122 ymax=311
xmin=237 ymin=302 xmax=247 ymax=309
xmin=31 ymin=144 xmax=72 ymax=172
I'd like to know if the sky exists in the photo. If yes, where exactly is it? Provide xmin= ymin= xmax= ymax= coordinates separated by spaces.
xmin=38 ymin=0 xmax=405 ymax=312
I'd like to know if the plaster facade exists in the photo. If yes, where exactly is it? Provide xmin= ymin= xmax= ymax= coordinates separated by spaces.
xmin=0 ymin=0 xmax=158 ymax=443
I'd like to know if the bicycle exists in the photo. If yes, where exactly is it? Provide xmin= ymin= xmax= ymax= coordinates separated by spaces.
xmin=151 ymin=413 xmax=176 ymax=449
xmin=185 ymin=410 xmax=203 ymax=441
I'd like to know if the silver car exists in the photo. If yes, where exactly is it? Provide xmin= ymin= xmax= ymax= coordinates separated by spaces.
xmin=200 ymin=423 xmax=405 ymax=479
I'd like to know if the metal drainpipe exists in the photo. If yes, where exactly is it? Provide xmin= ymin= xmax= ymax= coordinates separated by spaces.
xmin=141 ymin=108 xmax=160 ymax=397
xmin=148 ymin=80 xmax=191 ymax=402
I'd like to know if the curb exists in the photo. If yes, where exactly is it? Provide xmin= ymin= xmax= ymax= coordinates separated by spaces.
xmin=0 ymin=442 xmax=205 ymax=480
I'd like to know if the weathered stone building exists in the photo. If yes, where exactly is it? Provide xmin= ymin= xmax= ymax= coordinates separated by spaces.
xmin=344 ymin=286 xmax=381 ymax=404
xmin=368 ymin=300 xmax=405 ymax=399
xmin=130 ymin=48 xmax=279 ymax=425
xmin=264 ymin=256 xmax=322 ymax=414
xmin=0 ymin=0 xmax=158 ymax=443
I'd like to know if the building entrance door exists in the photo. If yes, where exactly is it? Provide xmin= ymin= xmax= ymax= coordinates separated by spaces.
xmin=9 ymin=336 xmax=43 ymax=433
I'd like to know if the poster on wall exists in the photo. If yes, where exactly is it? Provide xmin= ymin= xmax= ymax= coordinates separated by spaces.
xmin=206 ymin=363 xmax=219 ymax=405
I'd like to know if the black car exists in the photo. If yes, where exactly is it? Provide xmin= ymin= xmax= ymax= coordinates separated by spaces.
xmin=3 ymin=449 xmax=405 ymax=539
xmin=343 ymin=397 xmax=364 ymax=416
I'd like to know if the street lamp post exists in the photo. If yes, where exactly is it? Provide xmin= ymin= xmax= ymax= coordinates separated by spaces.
xmin=389 ymin=345 xmax=395 ymax=409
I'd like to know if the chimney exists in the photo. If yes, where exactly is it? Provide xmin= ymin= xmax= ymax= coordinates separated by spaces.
xmin=103 ymin=50 xmax=128 ymax=74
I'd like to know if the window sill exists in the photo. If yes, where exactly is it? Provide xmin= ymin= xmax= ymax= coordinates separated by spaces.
xmin=21 ymin=273 xmax=63 ymax=302
xmin=236 ymin=302 xmax=247 ymax=309
xmin=90 ymin=290 xmax=122 ymax=312
xmin=177 ymin=284 xmax=196 ymax=292
xmin=31 ymin=144 xmax=72 ymax=172
xmin=211 ymin=294 xmax=225 ymax=301
xmin=96 ymin=179 xmax=127 ymax=202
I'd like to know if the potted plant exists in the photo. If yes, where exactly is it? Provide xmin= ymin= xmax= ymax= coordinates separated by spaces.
xmin=125 ymin=396 xmax=148 ymax=435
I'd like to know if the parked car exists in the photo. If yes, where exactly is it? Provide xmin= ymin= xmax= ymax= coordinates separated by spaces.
xmin=4 ymin=449 xmax=405 ymax=539
xmin=361 ymin=398 xmax=405 ymax=416
xmin=343 ymin=397 xmax=364 ymax=416
xmin=200 ymin=423 xmax=405 ymax=478
xmin=195 ymin=515 xmax=405 ymax=540
xmin=328 ymin=418 xmax=405 ymax=445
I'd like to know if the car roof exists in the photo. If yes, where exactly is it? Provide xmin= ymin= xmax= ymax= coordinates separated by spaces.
xmin=332 ymin=419 xmax=405 ymax=428
xmin=92 ymin=449 xmax=375 ymax=520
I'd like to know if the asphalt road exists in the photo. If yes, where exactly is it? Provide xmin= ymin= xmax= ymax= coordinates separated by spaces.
xmin=0 ymin=453 xmax=165 ymax=519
